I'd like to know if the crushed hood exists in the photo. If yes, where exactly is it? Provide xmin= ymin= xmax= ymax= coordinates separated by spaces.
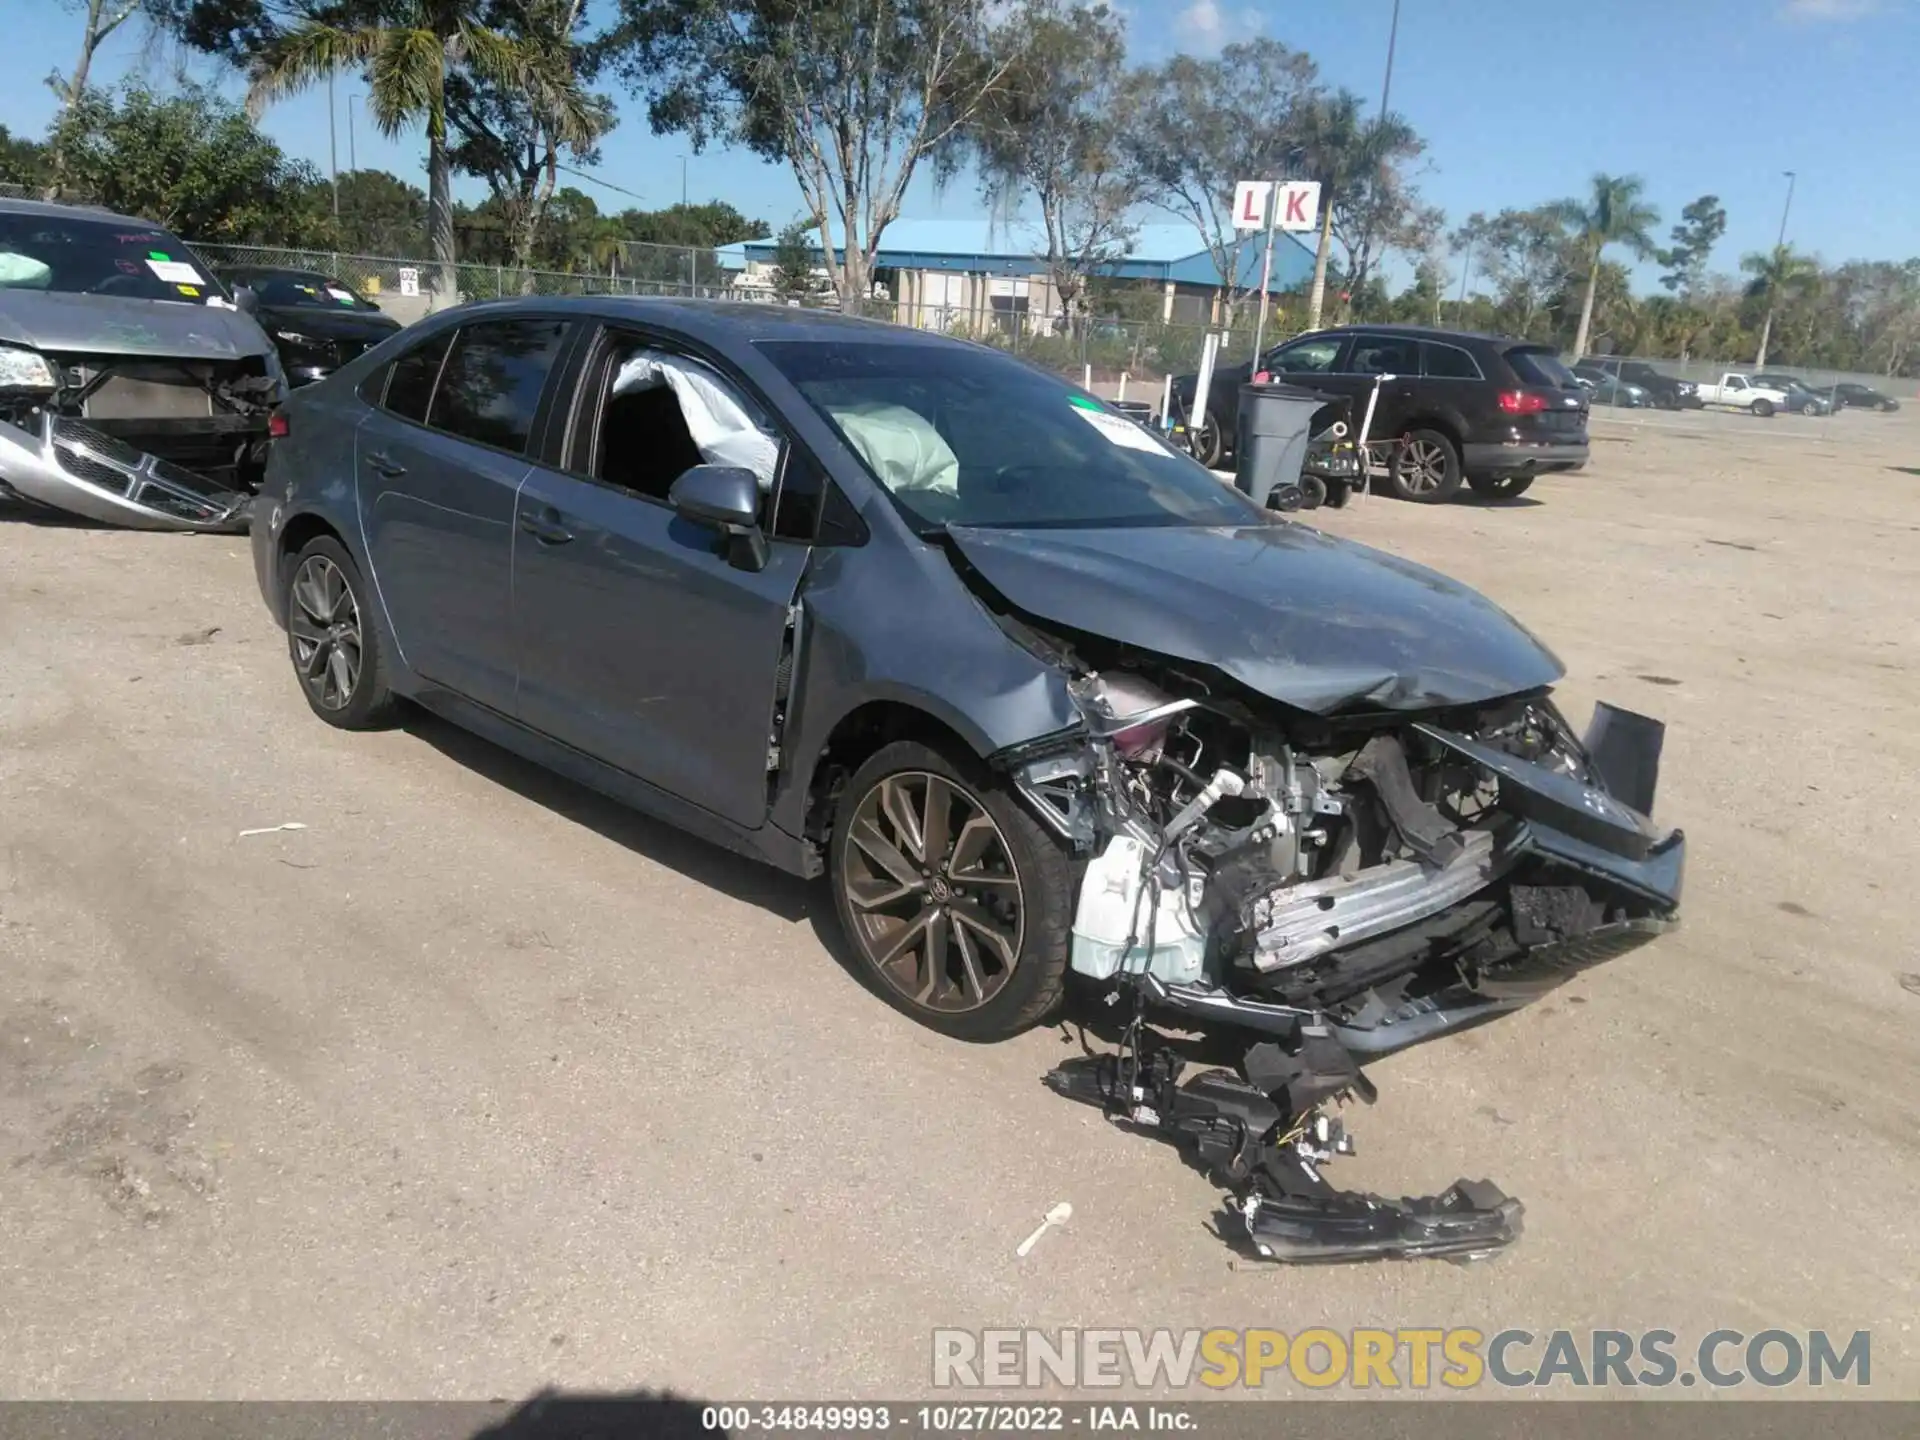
xmin=945 ymin=521 xmax=1564 ymax=715
xmin=0 ymin=290 xmax=274 ymax=360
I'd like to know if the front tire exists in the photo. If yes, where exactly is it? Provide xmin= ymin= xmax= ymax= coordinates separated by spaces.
xmin=1467 ymin=473 xmax=1535 ymax=500
xmin=284 ymin=536 xmax=396 ymax=730
xmin=829 ymin=740 xmax=1072 ymax=1042
xmin=1751 ymin=398 xmax=1775 ymax=418
xmin=1388 ymin=428 xmax=1463 ymax=503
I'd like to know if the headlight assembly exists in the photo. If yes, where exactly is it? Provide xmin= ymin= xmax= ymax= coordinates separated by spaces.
xmin=0 ymin=345 xmax=58 ymax=391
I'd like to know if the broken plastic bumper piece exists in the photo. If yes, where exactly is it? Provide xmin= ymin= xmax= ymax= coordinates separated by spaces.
xmin=1240 ymin=1177 xmax=1523 ymax=1265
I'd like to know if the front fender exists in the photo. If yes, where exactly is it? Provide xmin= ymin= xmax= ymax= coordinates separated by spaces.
xmin=767 ymin=542 xmax=1079 ymax=838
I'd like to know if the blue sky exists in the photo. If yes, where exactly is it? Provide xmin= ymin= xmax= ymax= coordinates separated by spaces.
xmin=3 ymin=0 xmax=1914 ymax=281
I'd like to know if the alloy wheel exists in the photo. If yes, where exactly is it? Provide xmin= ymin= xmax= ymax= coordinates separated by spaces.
xmin=840 ymin=771 xmax=1025 ymax=1013
xmin=288 ymin=555 xmax=362 ymax=712
xmin=1398 ymin=438 xmax=1449 ymax=494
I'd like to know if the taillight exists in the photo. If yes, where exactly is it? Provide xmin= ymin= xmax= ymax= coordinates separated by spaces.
xmin=267 ymin=411 xmax=290 ymax=439
xmin=1497 ymin=390 xmax=1549 ymax=415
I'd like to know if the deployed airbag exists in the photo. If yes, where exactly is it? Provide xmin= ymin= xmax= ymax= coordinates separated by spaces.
xmin=612 ymin=351 xmax=780 ymax=486
xmin=829 ymin=401 xmax=959 ymax=497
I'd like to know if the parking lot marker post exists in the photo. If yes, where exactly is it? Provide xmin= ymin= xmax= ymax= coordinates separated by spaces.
xmin=1251 ymin=181 xmax=1280 ymax=364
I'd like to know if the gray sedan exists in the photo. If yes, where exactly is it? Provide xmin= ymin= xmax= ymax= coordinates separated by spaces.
xmin=251 ymin=298 xmax=1682 ymax=1260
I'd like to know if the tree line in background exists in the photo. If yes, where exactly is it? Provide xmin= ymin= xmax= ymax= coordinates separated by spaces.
xmin=3 ymin=1 xmax=1916 ymax=377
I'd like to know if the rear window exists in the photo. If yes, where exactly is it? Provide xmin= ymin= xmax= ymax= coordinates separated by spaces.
xmin=1506 ymin=347 xmax=1578 ymax=388
xmin=383 ymin=331 xmax=452 ymax=422
xmin=1423 ymin=342 xmax=1483 ymax=380
xmin=427 ymin=318 xmax=570 ymax=455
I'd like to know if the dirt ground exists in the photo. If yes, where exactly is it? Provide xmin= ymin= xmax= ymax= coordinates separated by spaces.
xmin=1 ymin=403 xmax=1917 ymax=1400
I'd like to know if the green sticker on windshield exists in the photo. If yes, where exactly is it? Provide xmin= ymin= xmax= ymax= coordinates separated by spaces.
xmin=1069 ymin=395 xmax=1101 ymax=411
xmin=149 ymin=251 xmax=171 ymax=261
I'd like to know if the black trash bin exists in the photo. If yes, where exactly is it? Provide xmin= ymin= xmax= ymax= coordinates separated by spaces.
xmin=1236 ymin=383 xmax=1337 ymax=509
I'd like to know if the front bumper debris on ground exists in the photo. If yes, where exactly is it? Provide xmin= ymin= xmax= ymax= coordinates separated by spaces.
xmin=0 ymin=410 xmax=252 ymax=532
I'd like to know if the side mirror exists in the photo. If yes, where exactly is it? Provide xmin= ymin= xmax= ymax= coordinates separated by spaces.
xmin=669 ymin=463 xmax=768 ymax=571
xmin=232 ymin=285 xmax=260 ymax=315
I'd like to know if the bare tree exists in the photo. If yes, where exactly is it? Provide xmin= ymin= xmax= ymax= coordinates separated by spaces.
xmin=45 ymin=0 xmax=151 ymax=198
xmin=445 ymin=0 xmax=615 ymax=286
xmin=1122 ymin=38 xmax=1318 ymax=327
xmin=971 ymin=1 xmax=1140 ymax=326
xmin=609 ymin=0 xmax=1034 ymax=311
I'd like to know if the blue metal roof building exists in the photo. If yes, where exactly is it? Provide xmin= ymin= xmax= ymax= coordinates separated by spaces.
xmin=714 ymin=217 xmax=1316 ymax=326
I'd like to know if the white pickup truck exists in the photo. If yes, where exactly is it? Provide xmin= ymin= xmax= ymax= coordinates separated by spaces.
xmin=1694 ymin=372 xmax=1792 ymax=417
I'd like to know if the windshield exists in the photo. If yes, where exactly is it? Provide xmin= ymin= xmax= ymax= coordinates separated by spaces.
xmin=758 ymin=340 xmax=1263 ymax=531
xmin=241 ymin=272 xmax=378 ymax=311
xmin=0 ymin=212 xmax=224 ymax=302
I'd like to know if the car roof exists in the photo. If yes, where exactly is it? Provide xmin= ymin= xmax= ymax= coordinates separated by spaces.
xmin=1296 ymin=322 xmax=1549 ymax=349
xmin=432 ymin=294 xmax=966 ymax=348
xmin=0 ymin=195 xmax=178 ymax=231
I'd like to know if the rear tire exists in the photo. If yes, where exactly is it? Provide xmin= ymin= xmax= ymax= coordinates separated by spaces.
xmin=1190 ymin=410 xmax=1226 ymax=469
xmin=1751 ymin=398 xmax=1775 ymax=418
xmin=284 ymin=536 xmax=397 ymax=730
xmin=1387 ymin=428 xmax=1463 ymax=503
xmin=1467 ymin=473 xmax=1535 ymax=500
xmin=829 ymin=740 xmax=1072 ymax=1042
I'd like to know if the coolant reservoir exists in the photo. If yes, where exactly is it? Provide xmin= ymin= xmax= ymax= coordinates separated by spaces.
xmin=1070 ymin=836 xmax=1208 ymax=986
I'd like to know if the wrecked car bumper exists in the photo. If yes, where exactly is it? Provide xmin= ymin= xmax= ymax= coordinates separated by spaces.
xmin=0 ymin=410 xmax=252 ymax=532
xmin=1020 ymin=676 xmax=1684 ymax=1265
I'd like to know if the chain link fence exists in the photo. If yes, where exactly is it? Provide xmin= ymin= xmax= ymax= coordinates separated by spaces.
xmin=188 ymin=240 xmax=1275 ymax=396
xmin=193 ymin=241 xmax=730 ymax=306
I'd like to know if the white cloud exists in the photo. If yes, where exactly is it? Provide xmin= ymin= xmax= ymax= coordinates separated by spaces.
xmin=1779 ymin=0 xmax=1882 ymax=20
xmin=1174 ymin=0 xmax=1266 ymax=51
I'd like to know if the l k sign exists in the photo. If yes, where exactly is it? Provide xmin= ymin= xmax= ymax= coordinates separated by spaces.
xmin=1232 ymin=179 xmax=1322 ymax=232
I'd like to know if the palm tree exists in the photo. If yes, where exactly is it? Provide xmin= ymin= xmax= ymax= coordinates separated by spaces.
xmin=1548 ymin=174 xmax=1660 ymax=360
xmin=1740 ymin=244 xmax=1820 ymax=369
xmin=245 ymin=1 xmax=596 ymax=305
xmin=1296 ymin=90 xmax=1418 ymax=331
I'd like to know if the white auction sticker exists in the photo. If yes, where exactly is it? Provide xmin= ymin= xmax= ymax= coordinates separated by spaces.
xmin=326 ymin=286 xmax=355 ymax=304
xmin=1070 ymin=398 xmax=1164 ymax=453
xmin=146 ymin=258 xmax=205 ymax=285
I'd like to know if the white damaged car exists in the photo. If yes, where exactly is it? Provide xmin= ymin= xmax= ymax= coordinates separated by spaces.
xmin=0 ymin=198 xmax=283 ymax=531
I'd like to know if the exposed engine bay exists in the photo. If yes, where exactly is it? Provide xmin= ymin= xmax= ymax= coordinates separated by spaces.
xmin=0 ymin=352 xmax=275 ymax=531
xmin=995 ymin=632 xmax=1683 ymax=1264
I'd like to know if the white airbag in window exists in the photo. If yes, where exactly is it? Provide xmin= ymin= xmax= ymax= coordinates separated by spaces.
xmin=830 ymin=401 xmax=959 ymax=495
xmin=613 ymin=351 xmax=781 ymax=487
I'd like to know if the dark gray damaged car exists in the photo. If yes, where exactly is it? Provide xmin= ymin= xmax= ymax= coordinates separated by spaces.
xmin=253 ymin=298 xmax=1685 ymax=1263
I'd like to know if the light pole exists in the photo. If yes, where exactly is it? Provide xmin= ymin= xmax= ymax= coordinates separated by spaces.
xmin=1775 ymin=170 xmax=1796 ymax=250
xmin=1379 ymin=0 xmax=1401 ymax=118
xmin=1348 ymin=0 xmax=1402 ymax=324
xmin=327 ymin=71 xmax=339 ymax=218
xmin=347 ymin=95 xmax=357 ymax=172
xmin=679 ymin=155 xmax=688 ymax=208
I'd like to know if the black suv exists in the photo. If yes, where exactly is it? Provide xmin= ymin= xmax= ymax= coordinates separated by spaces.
xmin=1172 ymin=325 xmax=1589 ymax=502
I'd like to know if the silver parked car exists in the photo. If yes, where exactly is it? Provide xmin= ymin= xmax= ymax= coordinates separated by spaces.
xmin=0 ymin=198 xmax=282 ymax=530
xmin=252 ymin=297 xmax=1685 ymax=1264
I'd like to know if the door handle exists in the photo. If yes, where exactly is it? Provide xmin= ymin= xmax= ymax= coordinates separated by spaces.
xmin=518 ymin=506 xmax=574 ymax=545
xmin=366 ymin=450 xmax=406 ymax=478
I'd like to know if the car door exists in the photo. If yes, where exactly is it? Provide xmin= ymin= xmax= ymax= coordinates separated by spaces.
xmin=355 ymin=316 xmax=572 ymax=714
xmin=1339 ymin=333 xmax=1425 ymax=437
xmin=1418 ymin=337 xmax=1487 ymax=419
xmin=510 ymin=326 xmax=810 ymax=830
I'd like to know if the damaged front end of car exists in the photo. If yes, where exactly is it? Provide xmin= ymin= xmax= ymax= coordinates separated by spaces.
xmin=991 ymin=621 xmax=1683 ymax=1265
xmin=0 ymin=346 xmax=274 ymax=532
